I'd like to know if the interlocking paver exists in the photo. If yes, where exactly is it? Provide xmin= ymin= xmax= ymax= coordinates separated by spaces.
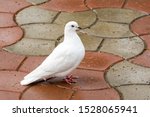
xmin=54 ymin=10 xmax=96 ymax=28
xmin=106 ymin=61 xmax=150 ymax=86
xmin=140 ymin=35 xmax=150 ymax=49
xmin=16 ymin=6 xmax=58 ymax=25
xmin=0 ymin=13 xmax=16 ymax=27
xmin=84 ymin=22 xmax=134 ymax=38
xmin=130 ymin=50 xmax=150 ymax=68
xmin=19 ymin=56 xmax=46 ymax=73
xmin=40 ymin=0 xmax=88 ymax=12
xmin=22 ymin=24 xmax=63 ymax=40
xmin=4 ymin=38 xmax=55 ymax=56
xmin=0 ymin=41 xmax=6 ymax=49
xmin=0 ymin=71 xmax=27 ymax=92
xmin=86 ymin=0 xmax=124 ymax=9
xmin=0 ymin=27 xmax=23 ymax=47
xmin=21 ymin=84 xmax=73 ymax=100
xmin=55 ymin=69 xmax=110 ymax=90
xmin=0 ymin=91 xmax=20 ymax=100
xmin=79 ymin=33 xmax=103 ymax=51
xmin=71 ymin=88 xmax=120 ymax=100
xmin=27 ymin=0 xmax=49 ymax=5
xmin=95 ymin=8 xmax=146 ymax=23
xmin=131 ymin=15 xmax=150 ymax=35
xmin=116 ymin=85 xmax=150 ymax=100
xmin=0 ymin=0 xmax=31 ymax=13
xmin=0 ymin=0 xmax=149 ymax=100
xmin=124 ymin=0 xmax=150 ymax=13
xmin=79 ymin=52 xmax=123 ymax=71
xmin=0 ymin=50 xmax=25 ymax=70
xmin=100 ymin=37 xmax=145 ymax=59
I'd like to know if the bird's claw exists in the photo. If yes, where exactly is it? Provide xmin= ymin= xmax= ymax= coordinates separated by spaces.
xmin=64 ymin=74 xmax=78 ymax=85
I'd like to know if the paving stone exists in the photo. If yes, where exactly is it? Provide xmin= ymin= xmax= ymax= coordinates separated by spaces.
xmin=40 ymin=0 xmax=88 ymax=12
xmin=0 ymin=0 xmax=31 ymax=13
xmin=116 ymin=85 xmax=150 ymax=100
xmin=140 ymin=35 xmax=150 ymax=49
xmin=55 ymin=69 xmax=110 ymax=90
xmin=19 ymin=56 xmax=46 ymax=73
xmin=16 ymin=6 xmax=58 ymax=25
xmin=130 ymin=50 xmax=150 ymax=68
xmin=54 ymin=11 xmax=96 ymax=28
xmin=95 ymin=8 xmax=146 ymax=23
xmin=125 ymin=0 xmax=150 ymax=13
xmin=106 ymin=61 xmax=150 ymax=86
xmin=71 ymin=88 xmax=120 ymax=100
xmin=79 ymin=52 xmax=123 ymax=71
xmin=4 ymin=38 xmax=55 ymax=56
xmin=84 ymin=22 xmax=134 ymax=38
xmin=0 ymin=27 xmax=23 ymax=47
xmin=0 ymin=71 xmax=27 ymax=92
xmin=79 ymin=33 xmax=103 ymax=51
xmin=131 ymin=15 xmax=150 ymax=35
xmin=100 ymin=37 xmax=145 ymax=59
xmin=22 ymin=24 xmax=63 ymax=40
xmin=0 ymin=13 xmax=16 ymax=27
xmin=0 ymin=91 xmax=20 ymax=100
xmin=27 ymin=0 xmax=48 ymax=5
xmin=0 ymin=40 xmax=6 ymax=48
xmin=21 ymin=84 xmax=73 ymax=100
xmin=86 ymin=0 xmax=124 ymax=9
xmin=0 ymin=50 xmax=25 ymax=70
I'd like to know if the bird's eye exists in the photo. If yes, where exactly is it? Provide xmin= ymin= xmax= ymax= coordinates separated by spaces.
xmin=71 ymin=25 xmax=74 ymax=27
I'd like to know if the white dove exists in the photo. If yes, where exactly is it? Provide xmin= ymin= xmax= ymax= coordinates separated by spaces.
xmin=20 ymin=21 xmax=85 ymax=85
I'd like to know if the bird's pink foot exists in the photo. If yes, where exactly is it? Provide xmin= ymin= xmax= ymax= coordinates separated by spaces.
xmin=64 ymin=74 xmax=78 ymax=84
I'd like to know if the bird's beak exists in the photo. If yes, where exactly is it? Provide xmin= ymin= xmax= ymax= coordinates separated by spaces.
xmin=78 ymin=27 xmax=82 ymax=30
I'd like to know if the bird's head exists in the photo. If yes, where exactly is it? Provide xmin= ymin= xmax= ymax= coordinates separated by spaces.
xmin=65 ymin=21 xmax=81 ymax=32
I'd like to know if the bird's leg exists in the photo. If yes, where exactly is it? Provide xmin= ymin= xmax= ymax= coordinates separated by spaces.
xmin=64 ymin=74 xmax=78 ymax=84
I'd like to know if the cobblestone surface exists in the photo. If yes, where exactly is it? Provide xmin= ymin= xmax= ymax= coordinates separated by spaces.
xmin=0 ymin=0 xmax=150 ymax=100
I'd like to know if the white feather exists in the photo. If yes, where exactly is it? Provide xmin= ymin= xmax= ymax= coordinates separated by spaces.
xmin=20 ymin=21 xmax=85 ymax=85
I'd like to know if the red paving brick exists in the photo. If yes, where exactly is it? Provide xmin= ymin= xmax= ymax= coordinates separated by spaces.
xmin=0 ymin=27 xmax=23 ymax=47
xmin=0 ymin=71 xmax=27 ymax=92
xmin=124 ymin=0 xmax=150 ymax=13
xmin=40 ymin=0 xmax=88 ymax=12
xmin=71 ymin=88 xmax=120 ymax=100
xmin=19 ymin=56 xmax=46 ymax=73
xmin=86 ymin=0 xmax=124 ymax=9
xmin=55 ymin=69 xmax=110 ymax=90
xmin=130 ymin=50 xmax=150 ymax=68
xmin=140 ymin=35 xmax=150 ymax=49
xmin=0 ymin=90 xmax=20 ymax=100
xmin=131 ymin=16 xmax=150 ymax=35
xmin=79 ymin=52 xmax=123 ymax=71
xmin=0 ymin=13 xmax=16 ymax=27
xmin=0 ymin=50 xmax=25 ymax=70
xmin=0 ymin=0 xmax=31 ymax=13
xmin=1 ymin=0 xmax=149 ymax=100
xmin=21 ymin=84 xmax=73 ymax=100
xmin=0 ymin=40 xmax=6 ymax=49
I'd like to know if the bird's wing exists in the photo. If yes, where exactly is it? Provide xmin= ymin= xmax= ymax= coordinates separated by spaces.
xmin=21 ymin=42 xmax=77 ymax=85
xmin=41 ymin=43 xmax=77 ymax=73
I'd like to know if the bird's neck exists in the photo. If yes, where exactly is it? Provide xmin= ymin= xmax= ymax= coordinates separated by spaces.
xmin=64 ymin=30 xmax=76 ymax=37
xmin=64 ymin=30 xmax=81 ymax=43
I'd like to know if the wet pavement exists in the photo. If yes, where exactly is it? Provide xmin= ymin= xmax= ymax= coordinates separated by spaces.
xmin=0 ymin=0 xmax=150 ymax=100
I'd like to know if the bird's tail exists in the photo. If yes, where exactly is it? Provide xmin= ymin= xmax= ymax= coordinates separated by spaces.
xmin=20 ymin=67 xmax=49 ymax=85
xmin=20 ymin=73 xmax=42 ymax=85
